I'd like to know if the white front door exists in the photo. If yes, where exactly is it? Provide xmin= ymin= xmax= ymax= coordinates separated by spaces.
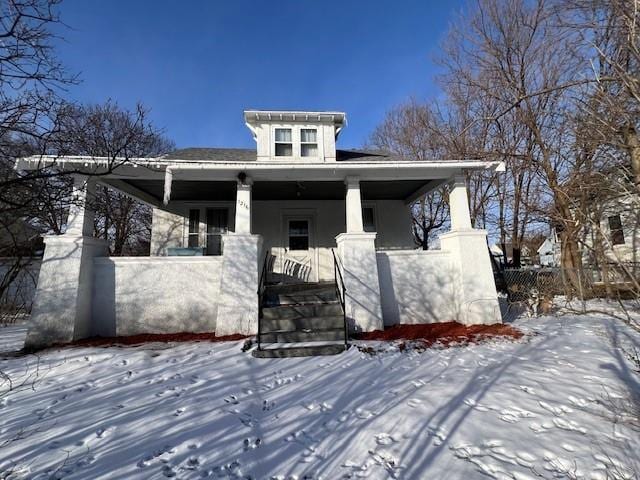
xmin=279 ymin=216 xmax=316 ymax=284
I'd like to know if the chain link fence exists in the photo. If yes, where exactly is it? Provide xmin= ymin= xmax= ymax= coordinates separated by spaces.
xmin=501 ymin=263 xmax=640 ymax=307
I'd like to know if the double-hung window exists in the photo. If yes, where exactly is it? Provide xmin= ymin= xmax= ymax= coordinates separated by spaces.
xmin=363 ymin=206 xmax=376 ymax=232
xmin=187 ymin=209 xmax=200 ymax=247
xmin=300 ymin=129 xmax=318 ymax=157
xmin=275 ymin=128 xmax=292 ymax=156
xmin=608 ymin=214 xmax=625 ymax=245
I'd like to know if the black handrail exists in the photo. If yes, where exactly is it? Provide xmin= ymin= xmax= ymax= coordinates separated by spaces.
xmin=331 ymin=248 xmax=348 ymax=347
xmin=257 ymin=250 xmax=270 ymax=350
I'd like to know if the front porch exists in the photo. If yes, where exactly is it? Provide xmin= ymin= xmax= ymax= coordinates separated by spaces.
xmin=22 ymin=159 xmax=502 ymax=351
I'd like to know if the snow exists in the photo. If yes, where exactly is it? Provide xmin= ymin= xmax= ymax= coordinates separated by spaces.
xmin=1 ymin=308 xmax=639 ymax=479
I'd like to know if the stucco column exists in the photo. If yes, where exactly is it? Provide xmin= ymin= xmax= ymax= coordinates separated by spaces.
xmin=66 ymin=175 xmax=96 ymax=236
xmin=335 ymin=177 xmax=383 ymax=332
xmin=216 ymin=234 xmax=263 ymax=336
xmin=439 ymin=173 xmax=501 ymax=325
xmin=235 ymin=178 xmax=253 ymax=234
xmin=25 ymin=175 xmax=108 ymax=351
xmin=345 ymin=176 xmax=364 ymax=233
xmin=449 ymin=174 xmax=473 ymax=230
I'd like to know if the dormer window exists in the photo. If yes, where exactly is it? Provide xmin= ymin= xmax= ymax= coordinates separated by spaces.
xmin=275 ymin=128 xmax=292 ymax=156
xmin=301 ymin=129 xmax=318 ymax=157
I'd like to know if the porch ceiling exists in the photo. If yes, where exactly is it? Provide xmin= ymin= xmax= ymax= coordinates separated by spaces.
xmin=119 ymin=179 xmax=435 ymax=202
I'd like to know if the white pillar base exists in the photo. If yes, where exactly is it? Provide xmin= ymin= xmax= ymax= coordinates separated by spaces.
xmin=25 ymin=235 xmax=109 ymax=350
xmin=440 ymin=228 xmax=501 ymax=325
xmin=216 ymin=234 xmax=262 ymax=336
xmin=335 ymin=232 xmax=384 ymax=332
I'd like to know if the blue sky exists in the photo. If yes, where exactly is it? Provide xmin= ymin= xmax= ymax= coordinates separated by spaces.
xmin=54 ymin=0 xmax=463 ymax=149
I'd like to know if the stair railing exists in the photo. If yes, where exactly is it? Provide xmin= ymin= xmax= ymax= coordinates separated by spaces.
xmin=331 ymin=248 xmax=348 ymax=347
xmin=256 ymin=250 xmax=270 ymax=351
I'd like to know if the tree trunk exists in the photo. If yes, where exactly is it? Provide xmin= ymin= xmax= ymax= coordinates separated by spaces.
xmin=623 ymin=124 xmax=640 ymax=188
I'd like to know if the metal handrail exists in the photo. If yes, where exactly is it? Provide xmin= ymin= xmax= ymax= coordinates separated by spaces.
xmin=256 ymin=250 xmax=270 ymax=350
xmin=331 ymin=248 xmax=348 ymax=347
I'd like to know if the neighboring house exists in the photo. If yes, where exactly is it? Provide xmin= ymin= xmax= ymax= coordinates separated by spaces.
xmin=537 ymin=229 xmax=561 ymax=267
xmin=582 ymin=192 xmax=639 ymax=265
xmin=491 ymin=242 xmax=534 ymax=268
xmin=536 ymin=193 xmax=639 ymax=270
xmin=18 ymin=110 xmax=504 ymax=355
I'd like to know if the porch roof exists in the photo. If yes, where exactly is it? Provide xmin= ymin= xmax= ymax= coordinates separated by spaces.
xmin=15 ymin=154 xmax=504 ymax=206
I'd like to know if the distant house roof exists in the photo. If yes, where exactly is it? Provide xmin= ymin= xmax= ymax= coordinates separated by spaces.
xmin=161 ymin=147 xmax=408 ymax=163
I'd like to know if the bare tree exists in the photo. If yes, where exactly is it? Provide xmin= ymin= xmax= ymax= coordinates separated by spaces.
xmin=48 ymin=100 xmax=174 ymax=255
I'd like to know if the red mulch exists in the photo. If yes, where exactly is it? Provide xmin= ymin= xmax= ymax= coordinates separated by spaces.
xmin=69 ymin=332 xmax=248 ymax=348
xmin=353 ymin=322 xmax=523 ymax=348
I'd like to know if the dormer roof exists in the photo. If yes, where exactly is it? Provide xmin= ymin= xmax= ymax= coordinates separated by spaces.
xmin=243 ymin=110 xmax=346 ymax=127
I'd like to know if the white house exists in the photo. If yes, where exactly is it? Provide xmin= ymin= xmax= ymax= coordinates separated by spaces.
xmin=18 ymin=110 xmax=503 ymax=356
xmin=538 ymin=229 xmax=561 ymax=267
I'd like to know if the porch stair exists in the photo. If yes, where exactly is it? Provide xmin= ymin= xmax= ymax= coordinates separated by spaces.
xmin=253 ymin=282 xmax=349 ymax=358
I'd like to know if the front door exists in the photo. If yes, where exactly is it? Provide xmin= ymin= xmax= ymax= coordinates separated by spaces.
xmin=280 ymin=216 xmax=316 ymax=283
xmin=205 ymin=208 xmax=228 ymax=255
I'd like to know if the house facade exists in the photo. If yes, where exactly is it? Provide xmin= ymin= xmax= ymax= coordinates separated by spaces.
xmin=19 ymin=110 xmax=503 ymax=352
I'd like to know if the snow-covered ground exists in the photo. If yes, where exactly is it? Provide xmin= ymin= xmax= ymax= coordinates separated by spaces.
xmin=1 ymin=310 xmax=639 ymax=479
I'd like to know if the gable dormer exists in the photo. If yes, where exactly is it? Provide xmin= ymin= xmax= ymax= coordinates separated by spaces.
xmin=243 ymin=110 xmax=346 ymax=162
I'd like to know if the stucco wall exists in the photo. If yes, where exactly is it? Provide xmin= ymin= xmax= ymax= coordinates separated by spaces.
xmin=377 ymin=250 xmax=457 ymax=326
xmin=92 ymin=256 xmax=222 ymax=336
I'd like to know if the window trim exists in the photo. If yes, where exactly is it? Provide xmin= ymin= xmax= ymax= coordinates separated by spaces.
xmin=274 ymin=127 xmax=293 ymax=157
xmin=182 ymin=202 xmax=234 ymax=253
xmin=300 ymin=128 xmax=318 ymax=157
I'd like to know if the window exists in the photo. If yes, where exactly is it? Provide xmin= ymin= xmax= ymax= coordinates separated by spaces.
xmin=187 ymin=209 xmax=200 ymax=247
xmin=206 ymin=208 xmax=228 ymax=255
xmin=608 ymin=214 xmax=625 ymax=245
xmin=363 ymin=206 xmax=376 ymax=232
xmin=300 ymin=128 xmax=318 ymax=157
xmin=275 ymin=128 xmax=292 ymax=156
xmin=288 ymin=220 xmax=309 ymax=251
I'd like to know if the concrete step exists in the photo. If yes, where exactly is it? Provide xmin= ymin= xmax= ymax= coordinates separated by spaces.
xmin=264 ymin=289 xmax=338 ymax=306
xmin=261 ymin=315 xmax=345 ymax=333
xmin=262 ymin=302 xmax=343 ymax=320
xmin=265 ymin=282 xmax=335 ymax=295
xmin=259 ymin=328 xmax=346 ymax=344
xmin=252 ymin=344 xmax=349 ymax=358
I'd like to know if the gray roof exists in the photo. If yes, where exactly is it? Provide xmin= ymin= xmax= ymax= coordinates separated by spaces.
xmin=162 ymin=147 xmax=407 ymax=162
xmin=162 ymin=148 xmax=256 ymax=161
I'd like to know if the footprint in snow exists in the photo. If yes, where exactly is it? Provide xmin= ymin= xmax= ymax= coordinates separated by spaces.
xmin=529 ymin=421 xmax=555 ymax=433
xmin=224 ymin=395 xmax=239 ymax=405
xmin=375 ymin=433 xmax=397 ymax=446
xmin=355 ymin=408 xmax=374 ymax=419
xmin=174 ymin=408 xmax=185 ymax=417
xmin=518 ymin=385 xmax=537 ymax=395
xmin=96 ymin=426 xmax=115 ymax=439
xmin=407 ymin=398 xmax=423 ymax=408
xmin=567 ymin=395 xmax=589 ymax=408
xmin=552 ymin=417 xmax=587 ymax=434
xmin=538 ymin=400 xmax=573 ymax=416
xmin=498 ymin=406 xmax=536 ymax=423
xmin=243 ymin=437 xmax=261 ymax=451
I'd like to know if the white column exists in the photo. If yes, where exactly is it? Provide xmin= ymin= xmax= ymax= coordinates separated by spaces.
xmin=66 ymin=175 xmax=96 ymax=236
xmin=345 ymin=176 xmax=364 ymax=233
xmin=438 ymin=173 xmax=501 ymax=325
xmin=235 ymin=178 xmax=253 ymax=234
xmin=25 ymin=174 xmax=108 ymax=350
xmin=449 ymin=175 xmax=472 ymax=230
